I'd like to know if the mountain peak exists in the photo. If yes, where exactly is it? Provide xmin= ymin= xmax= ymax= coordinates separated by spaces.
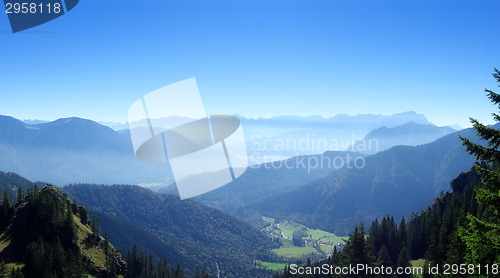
xmin=0 ymin=115 xmax=26 ymax=126
xmin=50 ymin=117 xmax=102 ymax=127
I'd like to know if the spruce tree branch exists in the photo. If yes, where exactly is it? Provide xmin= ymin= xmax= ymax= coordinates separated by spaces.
xmin=469 ymin=118 xmax=500 ymax=149
xmin=492 ymin=113 xmax=500 ymax=123
xmin=493 ymin=68 xmax=500 ymax=84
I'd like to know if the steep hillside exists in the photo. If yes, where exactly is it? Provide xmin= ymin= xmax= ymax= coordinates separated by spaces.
xmin=65 ymin=184 xmax=278 ymax=277
xmin=0 ymin=185 xmax=125 ymax=277
xmin=404 ymin=167 xmax=482 ymax=261
xmin=239 ymin=126 xmax=484 ymax=235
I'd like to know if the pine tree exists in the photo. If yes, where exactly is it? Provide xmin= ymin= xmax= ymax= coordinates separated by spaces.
xmin=2 ymin=191 xmax=12 ymax=211
xmin=96 ymin=217 xmax=100 ymax=236
xmin=0 ymin=191 xmax=14 ymax=226
xmin=376 ymin=245 xmax=392 ymax=266
xmin=446 ymin=229 xmax=466 ymax=264
xmin=53 ymin=236 xmax=67 ymax=278
xmin=91 ymin=215 xmax=100 ymax=238
xmin=79 ymin=205 xmax=89 ymax=225
xmin=17 ymin=187 xmax=24 ymax=204
xmin=459 ymin=67 xmax=500 ymax=265
xmin=369 ymin=219 xmax=381 ymax=257
xmin=63 ymin=201 xmax=77 ymax=246
xmin=397 ymin=217 xmax=407 ymax=253
xmin=91 ymin=215 xmax=96 ymax=235
xmin=396 ymin=247 xmax=411 ymax=278
xmin=344 ymin=223 xmax=373 ymax=277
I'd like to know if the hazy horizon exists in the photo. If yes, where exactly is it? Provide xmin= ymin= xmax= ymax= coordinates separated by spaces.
xmin=8 ymin=111 xmax=468 ymax=129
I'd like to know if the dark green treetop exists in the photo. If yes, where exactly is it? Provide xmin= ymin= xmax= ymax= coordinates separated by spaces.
xmin=459 ymin=67 xmax=500 ymax=265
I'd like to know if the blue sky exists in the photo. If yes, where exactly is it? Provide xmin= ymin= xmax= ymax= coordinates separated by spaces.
xmin=1 ymin=0 xmax=499 ymax=128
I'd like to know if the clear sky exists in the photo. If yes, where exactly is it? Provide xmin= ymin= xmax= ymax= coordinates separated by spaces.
xmin=1 ymin=0 xmax=499 ymax=128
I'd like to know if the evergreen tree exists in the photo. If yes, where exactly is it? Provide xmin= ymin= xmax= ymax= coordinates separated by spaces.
xmin=72 ymin=198 xmax=78 ymax=214
xmin=369 ymin=219 xmax=381 ymax=257
xmin=17 ymin=187 xmax=24 ymax=204
xmin=2 ymin=191 xmax=13 ymax=215
xmin=376 ymin=245 xmax=392 ymax=266
xmin=445 ymin=229 xmax=466 ymax=265
xmin=91 ymin=215 xmax=101 ymax=238
xmin=459 ymin=67 xmax=500 ymax=265
xmin=79 ymin=206 xmax=89 ymax=225
xmin=53 ymin=237 xmax=67 ymax=278
xmin=91 ymin=215 xmax=96 ymax=235
xmin=396 ymin=247 xmax=411 ymax=278
xmin=63 ymin=202 xmax=77 ymax=247
xmin=96 ymin=217 xmax=100 ymax=236
xmin=105 ymin=232 xmax=119 ymax=277
xmin=397 ymin=217 xmax=407 ymax=255
xmin=344 ymin=223 xmax=373 ymax=277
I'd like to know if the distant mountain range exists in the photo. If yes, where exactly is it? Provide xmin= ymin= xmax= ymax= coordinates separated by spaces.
xmin=350 ymin=122 xmax=457 ymax=154
xmin=99 ymin=112 xmax=447 ymax=164
xmin=238 ymin=111 xmax=457 ymax=163
xmin=236 ymin=126 xmax=486 ymax=235
xmin=0 ymin=115 xmax=172 ymax=186
xmin=0 ymin=113 xmax=459 ymax=189
xmin=98 ymin=121 xmax=129 ymax=131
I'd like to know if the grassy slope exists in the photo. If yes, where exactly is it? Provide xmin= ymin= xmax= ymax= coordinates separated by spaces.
xmin=0 ymin=186 xmax=123 ymax=278
xmin=0 ymin=214 xmax=108 ymax=277
xmin=0 ymin=214 xmax=113 ymax=277
xmin=255 ymin=260 xmax=288 ymax=271
xmin=74 ymin=214 xmax=106 ymax=269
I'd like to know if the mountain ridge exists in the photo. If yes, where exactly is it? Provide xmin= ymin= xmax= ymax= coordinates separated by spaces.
xmin=187 ymin=151 xmax=364 ymax=214
xmin=237 ymin=125 xmax=487 ymax=235
xmin=350 ymin=121 xmax=457 ymax=154
xmin=0 ymin=115 xmax=173 ymax=186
